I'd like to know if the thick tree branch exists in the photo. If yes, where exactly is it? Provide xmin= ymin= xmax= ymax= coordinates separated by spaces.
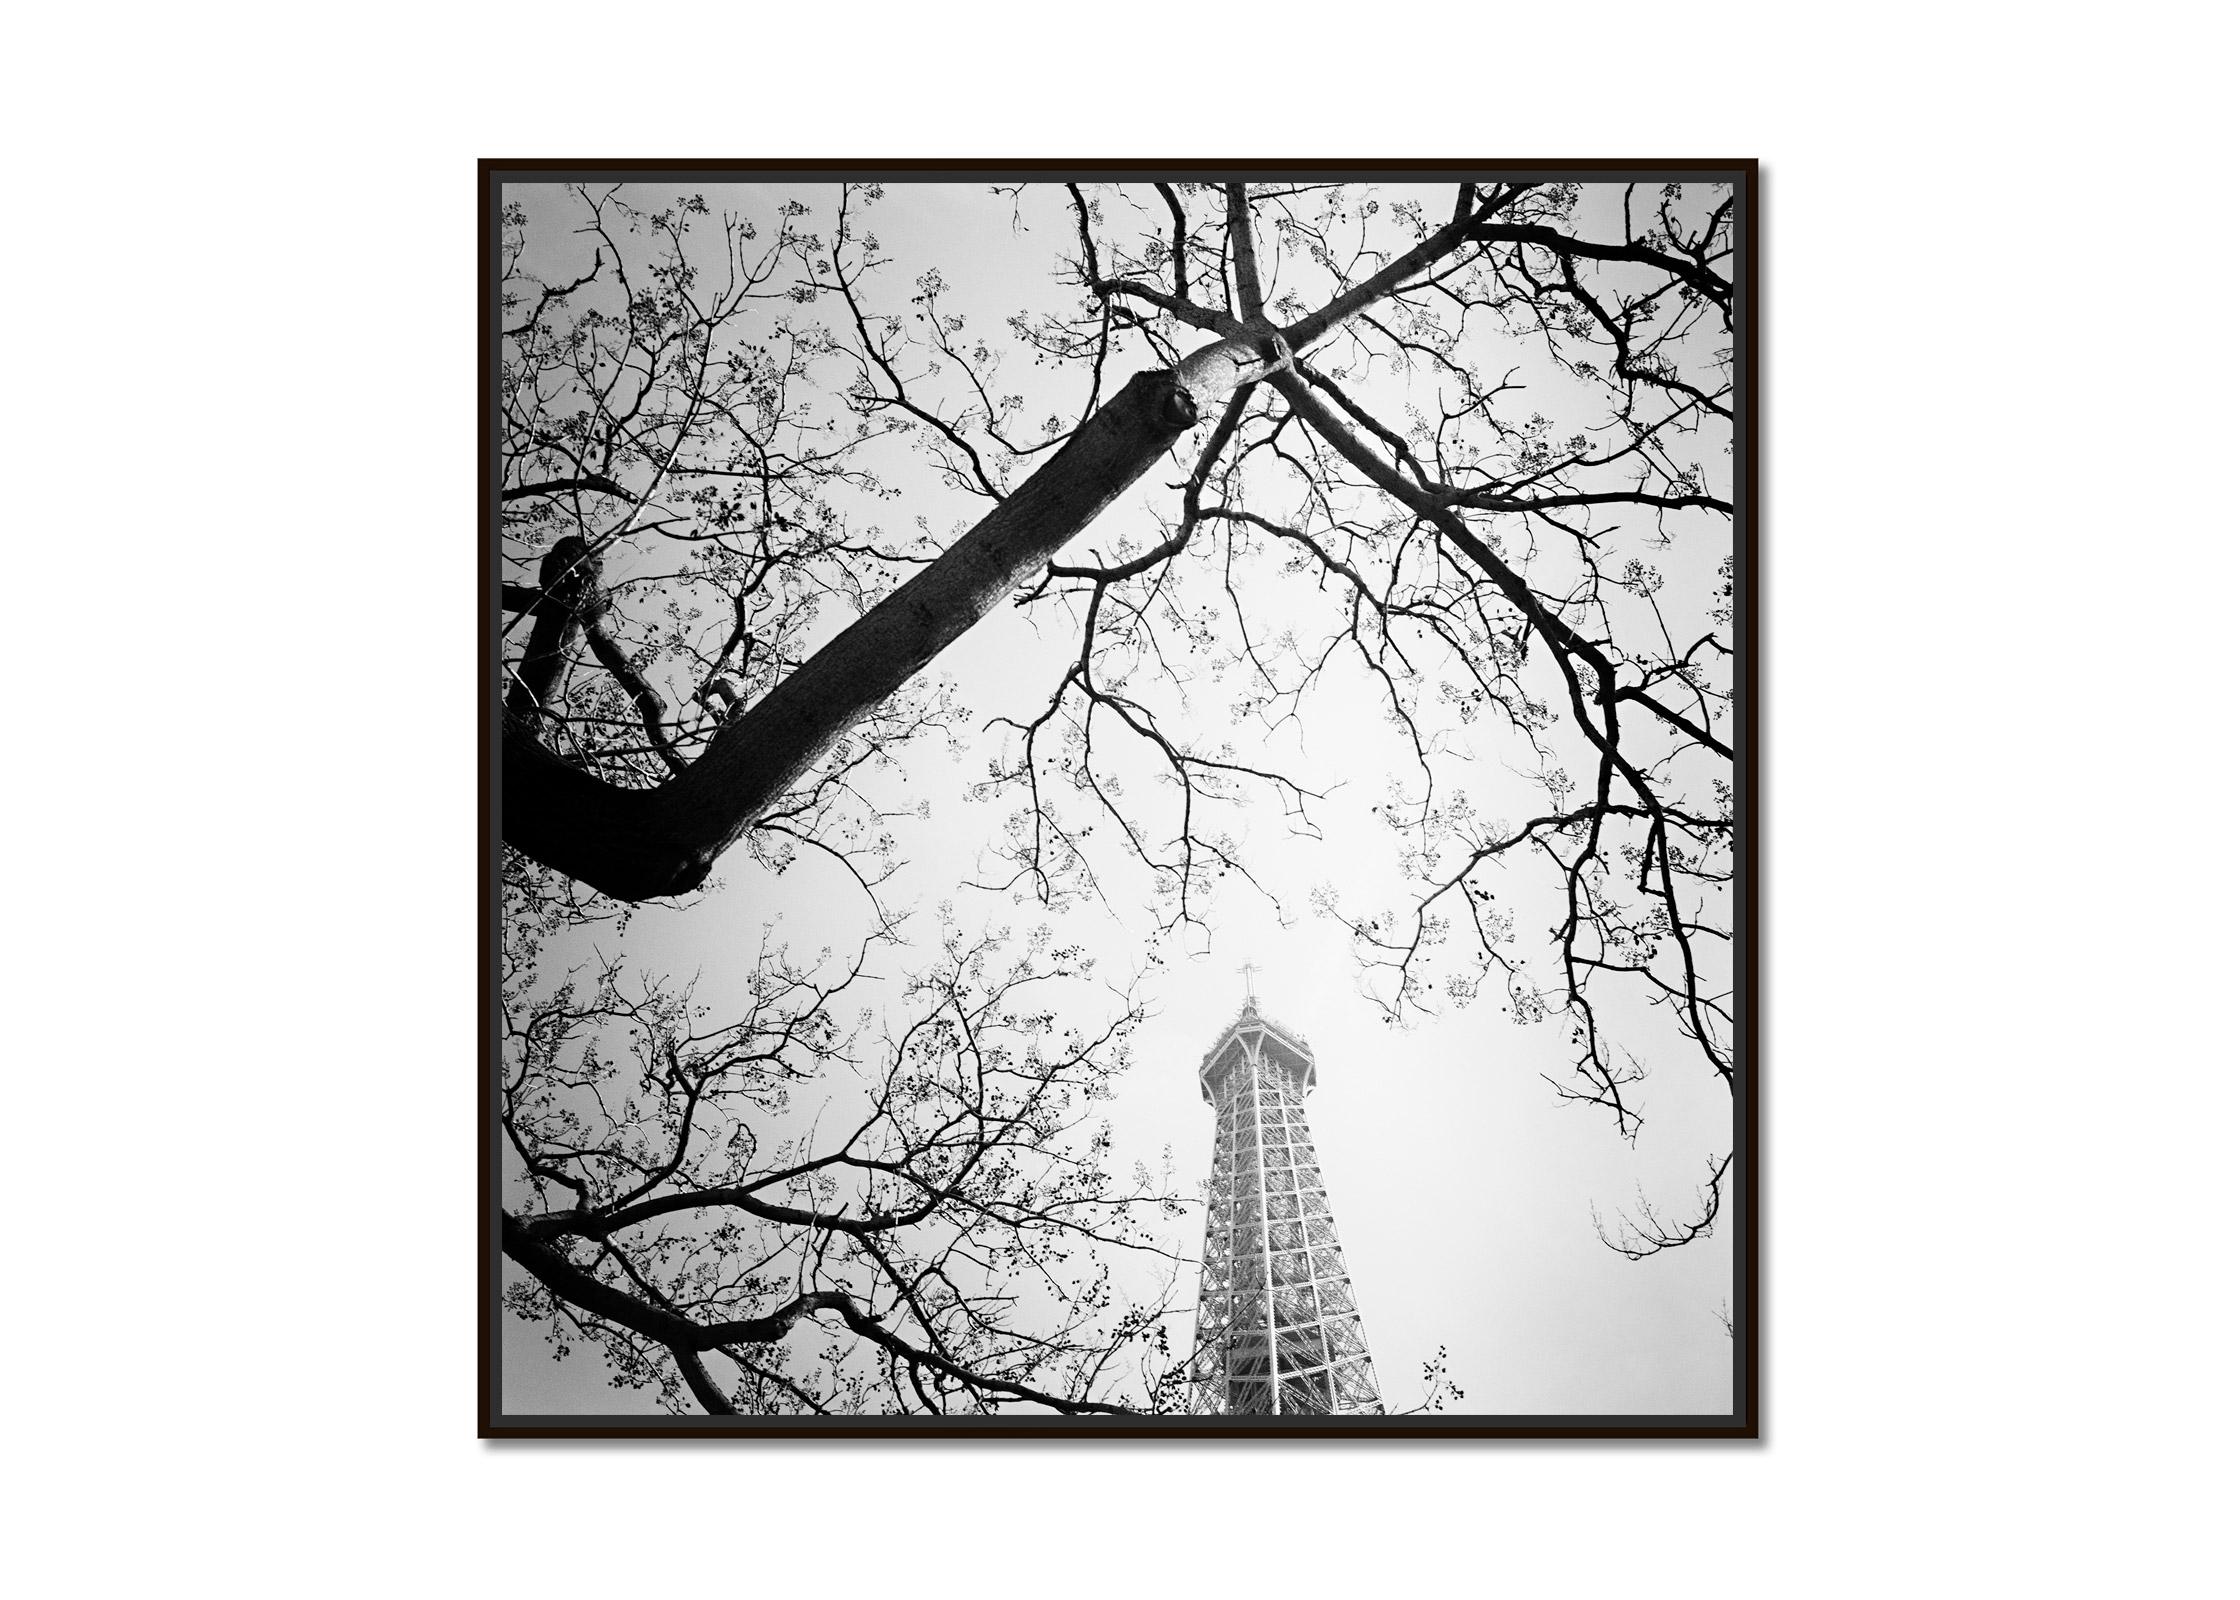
xmin=1043 ymin=385 xmax=1251 ymax=587
xmin=1270 ymin=370 xmax=1733 ymax=763
xmin=581 ymin=617 xmax=689 ymax=776
xmin=1226 ymin=184 xmax=1266 ymax=323
xmin=505 ymin=347 xmax=1289 ymax=900
xmin=1154 ymin=181 xmax=1191 ymax=302
xmin=1469 ymin=222 xmax=1731 ymax=308
xmin=1278 ymin=190 xmax=1507 ymax=353
xmin=669 ymin=1345 xmax=737 ymax=1414
xmin=504 ymin=537 xmax=604 ymax=718
xmin=1089 ymin=276 xmax=1235 ymax=335
xmin=502 ymin=474 xmax=631 ymax=502
xmin=501 ymin=1212 xmax=1135 ymax=1415
xmin=504 ymin=251 xmax=604 ymax=339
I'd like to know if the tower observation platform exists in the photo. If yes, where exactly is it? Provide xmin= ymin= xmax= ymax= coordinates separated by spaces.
xmin=1186 ymin=994 xmax=1383 ymax=1416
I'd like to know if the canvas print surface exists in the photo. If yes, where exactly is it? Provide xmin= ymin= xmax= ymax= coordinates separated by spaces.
xmin=485 ymin=168 xmax=1753 ymax=1433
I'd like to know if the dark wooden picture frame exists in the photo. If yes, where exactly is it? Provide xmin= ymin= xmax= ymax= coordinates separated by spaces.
xmin=481 ymin=160 xmax=1758 ymax=1437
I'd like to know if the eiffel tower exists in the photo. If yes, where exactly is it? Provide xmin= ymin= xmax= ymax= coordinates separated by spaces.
xmin=1186 ymin=966 xmax=1383 ymax=1415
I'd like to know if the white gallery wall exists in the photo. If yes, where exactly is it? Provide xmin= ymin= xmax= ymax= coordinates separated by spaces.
xmin=5 ymin=3 xmax=2232 ymax=1594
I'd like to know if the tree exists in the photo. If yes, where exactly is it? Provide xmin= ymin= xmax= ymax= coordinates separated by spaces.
xmin=494 ymin=176 xmax=1738 ymax=1415
xmin=502 ymin=918 xmax=1186 ymax=1415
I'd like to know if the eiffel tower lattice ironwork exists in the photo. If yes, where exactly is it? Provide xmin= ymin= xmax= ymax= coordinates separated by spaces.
xmin=1185 ymin=991 xmax=1383 ymax=1415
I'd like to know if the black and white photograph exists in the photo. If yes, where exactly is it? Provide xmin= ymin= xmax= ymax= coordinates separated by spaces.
xmin=17 ymin=0 xmax=2240 ymax=1589
xmin=484 ymin=166 xmax=1753 ymax=1431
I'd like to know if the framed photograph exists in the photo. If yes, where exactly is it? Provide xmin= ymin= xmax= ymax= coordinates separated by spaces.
xmin=482 ymin=162 xmax=1756 ymax=1436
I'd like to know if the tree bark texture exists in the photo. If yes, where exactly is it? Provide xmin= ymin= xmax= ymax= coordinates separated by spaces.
xmin=504 ymin=537 xmax=604 ymax=719
xmin=504 ymin=359 xmax=1260 ymax=900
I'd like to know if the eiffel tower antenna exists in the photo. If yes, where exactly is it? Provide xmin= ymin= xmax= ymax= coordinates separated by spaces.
xmin=1238 ymin=959 xmax=1259 ymax=1005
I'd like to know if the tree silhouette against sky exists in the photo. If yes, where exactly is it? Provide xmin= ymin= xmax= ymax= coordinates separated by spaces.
xmin=495 ymin=177 xmax=1738 ymax=1416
